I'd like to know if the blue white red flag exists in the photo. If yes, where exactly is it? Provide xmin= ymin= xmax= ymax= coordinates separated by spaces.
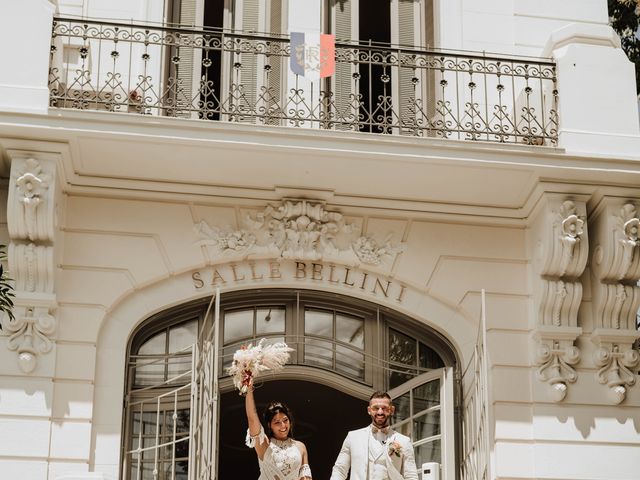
xmin=290 ymin=32 xmax=335 ymax=80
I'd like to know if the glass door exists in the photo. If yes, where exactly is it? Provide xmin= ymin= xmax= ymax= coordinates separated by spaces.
xmin=389 ymin=367 xmax=455 ymax=480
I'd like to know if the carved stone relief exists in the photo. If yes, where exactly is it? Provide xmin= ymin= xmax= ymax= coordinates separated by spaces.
xmin=533 ymin=328 xmax=581 ymax=402
xmin=4 ymin=305 xmax=56 ymax=374
xmin=590 ymin=200 xmax=640 ymax=403
xmin=592 ymin=336 xmax=639 ymax=404
xmin=195 ymin=200 xmax=404 ymax=267
xmin=8 ymin=243 xmax=54 ymax=293
xmin=7 ymin=157 xmax=55 ymax=242
xmin=531 ymin=198 xmax=588 ymax=402
xmin=2 ymin=155 xmax=59 ymax=374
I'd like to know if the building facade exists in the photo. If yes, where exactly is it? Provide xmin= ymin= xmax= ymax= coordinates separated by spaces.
xmin=1 ymin=0 xmax=639 ymax=479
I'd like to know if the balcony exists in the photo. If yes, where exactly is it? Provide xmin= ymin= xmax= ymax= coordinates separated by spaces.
xmin=48 ymin=16 xmax=558 ymax=146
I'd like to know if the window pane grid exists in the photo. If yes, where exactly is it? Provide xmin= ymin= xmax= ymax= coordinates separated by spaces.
xmin=303 ymin=308 xmax=365 ymax=380
xmin=128 ymin=408 xmax=190 ymax=480
xmin=392 ymin=380 xmax=441 ymax=448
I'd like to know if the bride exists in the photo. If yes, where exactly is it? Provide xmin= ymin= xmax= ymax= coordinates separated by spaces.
xmin=244 ymin=381 xmax=313 ymax=480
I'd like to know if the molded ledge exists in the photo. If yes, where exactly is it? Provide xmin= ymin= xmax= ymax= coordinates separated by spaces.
xmin=0 ymin=85 xmax=50 ymax=115
xmin=591 ymin=328 xmax=640 ymax=346
xmin=542 ymin=23 xmax=621 ymax=57
xmin=533 ymin=325 xmax=583 ymax=343
xmin=558 ymin=129 xmax=640 ymax=158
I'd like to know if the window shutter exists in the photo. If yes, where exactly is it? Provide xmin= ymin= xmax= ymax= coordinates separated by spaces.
xmin=397 ymin=0 xmax=417 ymax=131
xmin=266 ymin=0 xmax=284 ymax=125
xmin=175 ymin=0 xmax=200 ymax=118
xmin=331 ymin=0 xmax=357 ymax=130
xmin=235 ymin=0 xmax=261 ymax=122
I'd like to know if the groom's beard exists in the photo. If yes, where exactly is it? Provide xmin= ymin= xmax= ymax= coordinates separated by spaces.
xmin=373 ymin=415 xmax=390 ymax=427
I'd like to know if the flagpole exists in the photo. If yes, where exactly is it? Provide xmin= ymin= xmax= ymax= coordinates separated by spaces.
xmin=211 ymin=287 xmax=221 ymax=479
xmin=480 ymin=288 xmax=492 ymax=479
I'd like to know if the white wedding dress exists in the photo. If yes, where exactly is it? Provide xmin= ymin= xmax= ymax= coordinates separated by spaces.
xmin=246 ymin=426 xmax=312 ymax=480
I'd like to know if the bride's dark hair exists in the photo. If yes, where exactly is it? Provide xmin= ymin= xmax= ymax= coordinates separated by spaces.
xmin=262 ymin=401 xmax=294 ymax=438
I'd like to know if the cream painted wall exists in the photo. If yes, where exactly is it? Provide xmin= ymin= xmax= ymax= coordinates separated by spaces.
xmin=2 ymin=185 xmax=640 ymax=479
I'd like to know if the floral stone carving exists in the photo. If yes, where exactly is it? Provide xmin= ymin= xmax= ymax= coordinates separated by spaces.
xmin=195 ymin=200 xmax=404 ymax=266
xmin=532 ymin=198 xmax=588 ymax=402
xmin=589 ymin=201 xmax=640 ymax=402
xmin=533 ymin=327 xmax=582 ymax=402
xmin=594 ymin=343 xmax=639 ymax=404
xmin=2 ymin=305 xmax=56 ymax=373
xmin=10 ymin=158 xmax=53 ymax=242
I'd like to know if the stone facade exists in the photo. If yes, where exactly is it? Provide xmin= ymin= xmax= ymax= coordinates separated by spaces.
xmin=1 ymin=1 xmax=639 ymax=479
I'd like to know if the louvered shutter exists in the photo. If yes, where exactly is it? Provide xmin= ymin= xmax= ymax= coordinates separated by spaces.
xmin=232 ymin=0 xmax=261 ymax=123
xmin=175 ymin=0 xmax=203 ymax=118
xmin=330 ymin=0 xmax=358 ymax=130
xmin=391 ymin=0 xmax=421 ymax=133
xmin=389 ymin=0 xmax=437 ymax=135
xmin=266 ymin=0 xmax=284 ymax=125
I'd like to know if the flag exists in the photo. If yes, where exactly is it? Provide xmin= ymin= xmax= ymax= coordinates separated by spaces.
xmin=290 ymin=31 xmax=335 ymax=80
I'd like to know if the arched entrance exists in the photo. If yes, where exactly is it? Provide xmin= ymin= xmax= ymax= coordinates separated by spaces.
xmin=120 ymin=288 xmax=459 ymax=480
xmin=219 ymin=379 xmax=368 ymax=480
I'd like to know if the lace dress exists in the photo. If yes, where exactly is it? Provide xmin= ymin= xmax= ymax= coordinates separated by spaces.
xmin=246 ymin=426 xmax=312 ymax=480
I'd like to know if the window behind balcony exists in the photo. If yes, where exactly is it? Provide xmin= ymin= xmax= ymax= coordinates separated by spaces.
xmin=327 ymin=0 xmax=436 ymax=133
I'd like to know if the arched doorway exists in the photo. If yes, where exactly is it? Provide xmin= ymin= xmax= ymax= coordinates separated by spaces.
xmin=219 ymin=379 xmax=368 ymax=480
xmin=120 ymin=288 xmax=458 ymax=480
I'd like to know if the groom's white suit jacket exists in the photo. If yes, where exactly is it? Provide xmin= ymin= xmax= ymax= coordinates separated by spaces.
xmin=330 ymin=426 xmax=419 ymax=480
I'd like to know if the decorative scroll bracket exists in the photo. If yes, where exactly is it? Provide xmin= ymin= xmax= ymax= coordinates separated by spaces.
xmin=530 ymin=198 xmax=588 ymax=402
xmin=3 ymin=154 xmax=60 ymax=374
xmin=533 ymin=326 xmax=582 ymax=402
xmin=589 ymin=200 xmax=640 ymax=403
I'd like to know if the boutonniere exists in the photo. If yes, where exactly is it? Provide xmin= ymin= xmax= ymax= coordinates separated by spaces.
xmin=388 ymin=440 xmax=402 ymax=457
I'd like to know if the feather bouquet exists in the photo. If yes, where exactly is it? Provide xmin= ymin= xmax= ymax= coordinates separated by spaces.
xmin=227 ymin=339 xmax=293 ymax=395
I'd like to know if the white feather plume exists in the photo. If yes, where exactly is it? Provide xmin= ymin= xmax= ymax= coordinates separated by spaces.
xmin=227 ymin=339 xmax=292 ymax=395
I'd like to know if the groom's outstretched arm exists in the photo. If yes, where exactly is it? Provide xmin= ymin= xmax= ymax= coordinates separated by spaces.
xmin=329 ymin=433 xmax=352 ymax=480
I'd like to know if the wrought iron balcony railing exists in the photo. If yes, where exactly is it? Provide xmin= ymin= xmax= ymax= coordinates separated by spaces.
xmin=49 ymin=17 xmax=558 ymax=145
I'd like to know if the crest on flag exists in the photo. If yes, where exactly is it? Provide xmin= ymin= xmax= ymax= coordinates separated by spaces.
xmin=290 ymin=32 xmax=335 ymax=80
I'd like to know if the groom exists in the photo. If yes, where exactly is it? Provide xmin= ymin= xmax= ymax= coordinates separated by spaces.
xmin=330 ymin=391 xmax=419 ymax=480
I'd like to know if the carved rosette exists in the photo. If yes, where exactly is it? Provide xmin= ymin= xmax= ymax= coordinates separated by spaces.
xmin=195 ymin=200 xmax=405 ymax=267
xmin=590 ymin=200 xmax=640 ymax=403
xmin=540 ymin=200 xmax=587 ymax=279
xmin=531 ymin=198 xmax=588 ymax=402
xmin=7 ymin=157 xmax=55 ymax=242
xmin=2 ymin=155 xmax=59 ymax=374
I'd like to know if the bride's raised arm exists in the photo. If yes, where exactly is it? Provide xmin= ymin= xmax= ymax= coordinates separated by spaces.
xmin=245 ymin=384 xmax=268 ymax=459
